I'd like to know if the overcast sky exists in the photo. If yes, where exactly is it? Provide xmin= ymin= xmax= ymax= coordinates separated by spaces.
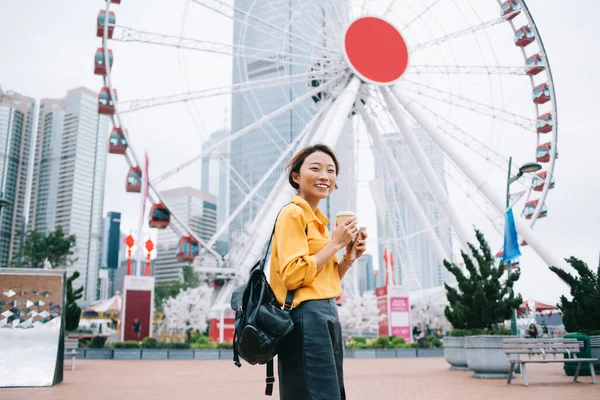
xmin=1 ymin=0 xmax=598 ymax=304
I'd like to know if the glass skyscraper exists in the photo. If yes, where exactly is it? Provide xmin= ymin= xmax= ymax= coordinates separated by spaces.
xmin=229 ymin=0 xmax=351 ymax=241
xmin=375 ymin=129 xmax=453 ymax=289
xmin=0 ymin=89 xmax=35 ymax=266
xmin=28 ymin=87 xmax=110 ymax=301
xmin=154 ymin=187 xmax=217 ymax=284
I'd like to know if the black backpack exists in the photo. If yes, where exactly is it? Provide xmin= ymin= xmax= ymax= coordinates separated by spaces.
xmin=230 ymin=205 xmax=305 ymax=396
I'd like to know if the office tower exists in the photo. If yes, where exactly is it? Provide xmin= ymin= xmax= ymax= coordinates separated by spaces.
xmin=100 ymin=211 xmax=121 ymax=298
xmin=201 ymin=128 xmax=230 ymax=255
xmin=228 ymin=0 xmax=350 ymax=241
xmin=0 ymin=88 xmax=35 ymax=266
xmin=154 ymin=187 xmax=217 ymax=284
xmin=29 ymin=87 xmax=110 ymax=301
xmin=375 ymin=129 xmax=453 ymax=289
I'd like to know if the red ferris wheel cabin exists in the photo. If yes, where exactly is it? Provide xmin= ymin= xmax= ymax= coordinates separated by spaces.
xmin=501 ymin=1 xmax=521 ymax=20
xmin=532 ymin=171 xmax=555 ymax=192
xmin=177 ymin=236 xmax=199 ymax=262
xmin=524 ymin=200 xmax=547 ymax=220
xmin=525 ymin=54 xmax=545 ymax=76
xmin=98 ymin=87 xmax=117 ymax=115
xmin=536 ymin=142 xmax=557 ymax=163
xmin=532 ymin=83 xmax=551 ymax=104
xmin=109 ymin=127 xmax=127 ymax=154
xmin=94 ymin=48 xmax=113 ymax=76
xmin=97 ymin=11 xmax=115 ymax=39
xmin=514 ymin=26 xmax=535 ymax=47
xmin=536 ymin=113 xmax=552 ymax=133
xmin=126 ymin=166 xmax=142 ymax=193
xmin=149 ymin=203 xmax=171 ymax=229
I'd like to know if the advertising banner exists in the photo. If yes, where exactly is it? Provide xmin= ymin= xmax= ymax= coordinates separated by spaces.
xmin=376 ymin=285 xmax=411 ymax=342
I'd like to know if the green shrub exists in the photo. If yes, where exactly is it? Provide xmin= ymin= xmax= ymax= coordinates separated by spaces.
xmin=113 ymin=341 xmax=141 ymax=349
xmin=192 ymin=342 xmax=216 ymax=349
xmin=448 ymin=329 xmax=469 ymax=337
xmin=191 ymin=334 xmax=211 ymax=345
xmin=166 ymin=342 xmax=191 ymax=349
xmin=216 ymin=342 xmax=233 ymax=349
xmin=142 ymin=338 xmax=159 ymax=349
xmin=88 ymin=336 xmax=107 ymax=349
xmin=390 ymin=336 xmax=406 ymax=347
xmin=352 ymin=336 xmax=367 ymax=344
xmin=371 ymin=336 xmax=392 ymax=349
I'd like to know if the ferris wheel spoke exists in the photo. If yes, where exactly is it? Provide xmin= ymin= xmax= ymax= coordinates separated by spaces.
xmin=190 ymin=0 xmax=341 ymax=55
xmin=151 ymin=71 xmax=345 ymax=185
xmin=391 ymin=86 xmax=568 ymax=270
xmin=266 ymin=0 xmax=334 ymax=47
xmin=205 ymin=102 xmax=327 ymax=249
xmin=397 ymin=0 xmax=444 ymax=31
xmin=406 ymin=64 xmax=527 ymax=75
xmin=119 ymin=69 xmax=342 ymax=113
xmin=114 ymin=25 xmax=331 ymax=68
xmin=381 ymin=86 xmax=474 ymax=252
xmin=400 ymin=79 xmax=537 ymax=132
xmin=410 ymin=15 xmax=509 ymax=53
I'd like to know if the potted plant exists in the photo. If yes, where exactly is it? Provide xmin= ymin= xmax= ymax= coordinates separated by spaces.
xmin=444 ymin=229 xmax=522 ymax=378
xmin=550 ymin=257 xmax=600 ymax=369
xmin=443 ymin=329 xmax=469 ymax=370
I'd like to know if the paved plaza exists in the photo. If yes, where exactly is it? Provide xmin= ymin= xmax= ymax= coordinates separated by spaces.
xmin=2 ymin=357 xmax=598 ymax=399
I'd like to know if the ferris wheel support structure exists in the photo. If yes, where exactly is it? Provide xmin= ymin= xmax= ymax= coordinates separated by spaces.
xmin=382 ymin=87 xmax=474 ymax=252
xmin=391 ymin=86 xmax=567 ymax=271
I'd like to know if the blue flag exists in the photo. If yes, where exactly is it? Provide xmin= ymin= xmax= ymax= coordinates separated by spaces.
xmin=503 ymin=208 xmax=521 ymax=263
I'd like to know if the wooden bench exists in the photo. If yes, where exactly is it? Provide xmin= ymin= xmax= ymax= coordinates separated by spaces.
xmin=64 ymin=338 xmax=79 ymax=371
xmin=503 ymin=338 xmax=597 ymax=386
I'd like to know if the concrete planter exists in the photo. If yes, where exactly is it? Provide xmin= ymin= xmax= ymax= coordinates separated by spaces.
xmin=396 ymin=348 xmax=417 ymax=358
xmin=113 ymin=349 xmax=141 ymax=360
xmin=194 ymin=350 xmax=220 ymax=360
xmin=85 ymin=349 xmax=113 ymax=359
xmin=465 ymin=335 xmax=513 ymax=379
xmin=590 ymin=335 xmax=600 ymax=370
xmin=169 ymin=350 xmax=194 ymax=360
xmin=376 ymin=349 xmax=397 ymax=358
xmin=219 ymin=349 xmax=234 ymax=361
xmin=444 ymin=336 xmax=469 ymax=370
xmin=142 ymin=350 xmax=168 ymax=360
xmin=417 ymin=348 xmax=444 ymax=358
xmin=352 ymin=349 xmax=377 ymax=359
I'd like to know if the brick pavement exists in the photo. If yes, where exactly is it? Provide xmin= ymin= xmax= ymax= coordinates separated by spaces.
xmin=2 ymin=358 xmax=598 ymax=400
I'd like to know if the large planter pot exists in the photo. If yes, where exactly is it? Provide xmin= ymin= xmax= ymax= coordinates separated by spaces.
xmin=395 ymin=348 xmax=417 ymax=358
xmin=444 ymin=337 xmax=469 ymax=370
xmin=85 ymin=349 xmax=113 ymax=359
xmin=590 ymin=335 xmax=600 ymax=371
xmin=113 ymin=349 xmax=141 ymax=360
xmin=376 ymin=349 xmax=397 ymax=358
xmin=465 ymin=335 xmax=513 ymax=379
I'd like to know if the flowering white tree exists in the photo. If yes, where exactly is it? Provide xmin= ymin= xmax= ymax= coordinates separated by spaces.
xmin=411 ymin=291 xmax=451 ymax=335
xmin=338 ymin=291 xmax=379 ymax=336
xmin=162 ymin=285 xmax=213 ymax=342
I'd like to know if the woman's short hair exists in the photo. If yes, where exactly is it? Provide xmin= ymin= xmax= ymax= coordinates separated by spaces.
xmin=286 ymin=144 xmax=339 ymax=190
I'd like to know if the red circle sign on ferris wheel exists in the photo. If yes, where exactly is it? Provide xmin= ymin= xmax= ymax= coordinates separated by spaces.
xmin=343 ymin=16 xmax=409 ymax=85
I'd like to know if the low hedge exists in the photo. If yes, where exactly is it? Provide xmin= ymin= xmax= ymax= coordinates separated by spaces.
xmin=346 ymin=336 xmax=419 ymax=349
xmin=449 ymin=328 xmax=514 ymax=337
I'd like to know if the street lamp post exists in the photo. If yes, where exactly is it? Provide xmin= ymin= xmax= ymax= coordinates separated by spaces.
xmin=506 ymin=157 xmax=542 ymax=336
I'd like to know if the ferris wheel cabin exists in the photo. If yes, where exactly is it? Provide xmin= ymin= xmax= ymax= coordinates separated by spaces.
xmin=109 ymin=127 xmax=127 ymax=154
xmin=98 ymin=87 xmax=117 ymax=115
xmin=501 ymin=1 xmax=522 ymax=20
xmin=524 ymin=200 xmax=548 ymax=219
xmin=525 ymin=54 xmax=545 ymax=76
xmin=532 ymin=83 xmax=551 ymax=104
xmin=536 ymin=142 xmax=556 ymax=163
xmin=532 ymin=171 xmax=556 ymax=192
xmin=126 ymin=166 xmax=142 ymax=193
xmin=110 ymin=0 xmax=121 ymax=3
xmin=177 ymin=237 xmax=199 ymax=262
xmin=97 ymin=11 xmax=115 ymax=39
xmin=149 ymin=203 xmax=170 ymax=229
xmin=514 ymin=26 xmax=535 ymax=47
xmin=94 ymin=48 xmax=113 ymax=76
xmin=536 ymin=113 xmax=553 ymax=133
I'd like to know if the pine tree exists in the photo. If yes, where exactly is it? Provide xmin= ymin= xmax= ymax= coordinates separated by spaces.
xmin=549 ymin=257 xmax=600 ymax=335
xmin=65 ymin=271 xmax=84 ymax=331
xmin=444 ymin=229 xmax=522 ymax=330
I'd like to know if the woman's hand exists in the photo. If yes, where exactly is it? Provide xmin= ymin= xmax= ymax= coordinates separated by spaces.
xmin=344 ymin=229 xmax=368 ymax=264
xmin=332 ymin=217 xmax=358 ymax=250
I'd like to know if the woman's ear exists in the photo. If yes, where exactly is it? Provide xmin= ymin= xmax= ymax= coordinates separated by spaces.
xmin=292 ymin=171 xmax=300 ymax=185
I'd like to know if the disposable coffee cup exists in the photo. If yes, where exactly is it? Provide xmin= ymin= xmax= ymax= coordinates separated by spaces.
xmin=335 ymin=211 xmax=355 ymax=227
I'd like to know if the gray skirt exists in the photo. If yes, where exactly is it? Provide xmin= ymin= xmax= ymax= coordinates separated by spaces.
xmin=277 ymin=298 xmax=346 ymax=400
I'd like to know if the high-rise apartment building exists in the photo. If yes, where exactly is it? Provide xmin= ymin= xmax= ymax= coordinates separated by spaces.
xmin=201 ymin=128 xmax=230 ymax=256
xmin=228 ymin=0 xmax=350 ymax=241
xmin=28 ymin=87 xmax=110 ymax=301
xmin=0 ymin=88 xmax=35 ymax=266
xmin=154 ymin=187 xmax=217 ymax=284
xmin=375 ymin=129 xmax=453 ymax=289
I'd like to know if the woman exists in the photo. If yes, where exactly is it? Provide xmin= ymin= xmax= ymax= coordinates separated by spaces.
xmin=528 ymin=323 xmax=538 ymax=339
xmin=270 ymin=144 xmax=367 ymax=400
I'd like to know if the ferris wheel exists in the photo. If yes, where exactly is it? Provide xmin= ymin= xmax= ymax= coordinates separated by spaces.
xmin=95 ymin=0 xmax=565 ymax=309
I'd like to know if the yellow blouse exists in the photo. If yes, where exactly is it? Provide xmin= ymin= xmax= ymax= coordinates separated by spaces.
xmin=269 ymin=195 xmax=342 ymax=307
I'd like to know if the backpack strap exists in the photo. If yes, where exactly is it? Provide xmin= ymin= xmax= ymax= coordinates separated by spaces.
xmin=265 ymin=360 xmax=275 ymax=396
